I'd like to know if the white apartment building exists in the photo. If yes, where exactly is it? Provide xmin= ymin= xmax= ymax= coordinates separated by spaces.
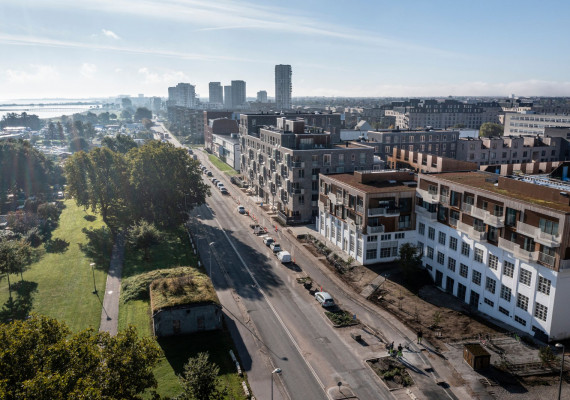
xmin=416 ymin=171 xmax=570 ymax=341
xmin=317 ymin=171 xmax=417 ymax=265
xmin=505 ymin=111 xmax=570 ymax=136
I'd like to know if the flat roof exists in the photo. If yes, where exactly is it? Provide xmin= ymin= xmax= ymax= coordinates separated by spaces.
xmin=324 ymin=172 xmax=416 ymax=195
xmin=150 ymin=271 xmax=219 ymax=313
xmin=427 ymin=171 xmax=570 ymax=212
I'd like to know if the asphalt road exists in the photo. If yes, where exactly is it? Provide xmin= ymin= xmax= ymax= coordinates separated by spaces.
xmin=190 ymin=153 xmax=393 ymax=400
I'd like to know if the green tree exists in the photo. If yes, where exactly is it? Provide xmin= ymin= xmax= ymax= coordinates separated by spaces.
xmin=479 ymin=122 xmax=504 ymax=137
xmin=0 ymin=315 xmax=161 ymax=400
xmin=64 ymin=147 xmax=130 ymax=233
xmin=73 ymin=120 xmax=85 ymax=138
xmin=98 ymin=111 xmax=110 ymax=124
xmin=539 ymin=345 xmax=557 ymax=367
xmin=127 ymin=220 xmax=161 ymax=260
xmin=0 ymin=240 xmax=33 ymax=298
xmin=121 ymin=110 xmax=133 ymax=121
xmin=179 ymin=352 xmax=227 ymax=400
xmin=397 ymin=242 xmax=422 ymax=280
xmin=101 ymin=134 xmax=138 ymax=154
xmin=56 ymin=121 xmax=65 ymax=140
xmin=69 ymin=136 xmax=89 ymax=152
xmin=47 ymin=122 xmax=57 ymax=140
xmin=134 ymin=107 xmax=152 ymax=122
xmin=127 ymin=141 xmax=209 ymax=229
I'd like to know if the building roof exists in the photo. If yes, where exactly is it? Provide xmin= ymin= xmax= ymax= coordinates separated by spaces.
xmin=150 ymin=271 xmax=220 ymax=313
xmin=428 ymin=171 xmax=570 ymax=213
xmin=324 ymin=171 xmax=416 ymax=195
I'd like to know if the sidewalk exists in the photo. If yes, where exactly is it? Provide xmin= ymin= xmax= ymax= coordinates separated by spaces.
xmin=99 ymin=234 xmax=125 ymax=335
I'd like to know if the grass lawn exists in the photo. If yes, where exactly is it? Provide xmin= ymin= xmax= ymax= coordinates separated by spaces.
xmin=0 ymin=200 xmax=108 ymax=332
xmin=208 ymin=154 xmax=239 ymax=177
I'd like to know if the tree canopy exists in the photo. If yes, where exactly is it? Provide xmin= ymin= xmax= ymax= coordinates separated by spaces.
xmin=101 ymin=134 xmax=138 ymax=154
xmin=479 ymin=122 xmax=504 ymax=137
xmin=134 ymin=107 xmax=152 ymax=122
xmin=0 ymin=315 xmax=161 ymax=400
xmin=0 ymin=112 xmax=41 ymax=130
xmin=178 ymin=352 xmax=226 ymax=400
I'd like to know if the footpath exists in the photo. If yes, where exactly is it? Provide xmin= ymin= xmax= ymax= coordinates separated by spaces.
xmin=98 ymin=234 xmax=125 ymax=335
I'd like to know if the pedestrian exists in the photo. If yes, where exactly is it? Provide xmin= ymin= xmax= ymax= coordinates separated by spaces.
xmin=397 ymin=343 xmax=403 ymax=357
xmin=417 ymin=329 xmax=423 ymax=344
xmin=387 ymin=341 xmax=394 ymax=356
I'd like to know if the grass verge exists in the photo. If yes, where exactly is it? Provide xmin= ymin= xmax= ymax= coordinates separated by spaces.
xmin=325 ymin=309 xmax=359 ymax=327
xmin=0 ymin=200 xmax=107 ymax=332
xmin=208 ymin=154 xmax=239 ymax=176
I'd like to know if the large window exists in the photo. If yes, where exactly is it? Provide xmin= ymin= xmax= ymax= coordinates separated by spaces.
xmin=448 ymin=257 xmax=456 ymax=272
xmin=474 ymin=248 xmax=484 ymax=263
xmin=427 ymin=247 xmax=434 ymax=259
xmin=418 ymin=223 xmax=425 ymax=235
xmin=534 ymin=302 xmax=548 ymax=321
xmin=485 ymin=277 xmax=496 ymax=294
xmin=438 ymin=232 xmax=446 ymax=245
xmin=516 ymin=293 xmax=529 ymax=311
xmin=459 ymin=264 xmax=468 ymax=278
xmin=428 ymin=227 xmax=435 ymax=240
xmin=472 ymin=270 xmax=482 ymax=285
xmin=538 ymin=276 xmax=551 ymax=296
xmin=437 ymin=251 xmax=445 ymax=265
xmin=449 ymin=237 xmax=458 ymax=251
xmin=461 ymin=242 xmax=470 ymax=257
xmin=519 ymin=269 xmax=532 ymax=286
xmin=500 ymin=285 xmax=512 ymax=302
xmin=366 ymin=249 xmax=377 ymax=260
xmin=503 ymin=261 xmax=514 ymax=278
xmin=539 ymin=218 xmax=559 ymax=236
xmin=488 ymin=254 xmax=498 ymax=270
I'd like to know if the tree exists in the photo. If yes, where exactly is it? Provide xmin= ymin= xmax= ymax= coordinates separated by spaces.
xmin=47 ymin=122 xmax=57 ymax=140
xmin=127 ymin=220 xmax=161 ymax=260
xmin=0 ymin=240 xmax=33 ymax=298
xmin=56 ymin=121 xmax=65 ymax=140
xmin=127 ymin=141 xmax=209 ymax=229
xmin=101 ymin=134 xmax=138 ymax=154
xmin=98 ymin=111 xmax=110 ymax=124
xmin=397 ymin=242 xmax=422 ymax=280
xmin=121 ymin=110 xmax=133 ymax=121
xmin=64 ymin=147 xmax=130 ymax=234
xmin=179 ymin=352 xmax=226 ymax=400
xmin=69 ymin=136 xmax=89 ymax=152
xmin=142 ymin=118 xmax=154 ymax=130
xmin=0 ymin=315 xmax=161 ymax=400
xmin=134 ymin=107 xmax=152 ymax=122
xmin=479 ymin=122 xmax=504 ymax=137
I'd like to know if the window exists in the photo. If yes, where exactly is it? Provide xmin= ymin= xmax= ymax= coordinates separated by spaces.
xmin=449 ymin=237 xmax=458 ymax=251
xmin=448 ymin=257 xmax=456 ymax=272
xmin=366 ymin=249 xmax=377 ymax=260
xmin=539 ymin=218 xmax=559 ymax=236
xmin=534 ymin=302 xmax=548 ymax=321
xmin=474 ymin=248 xmax=484 ymax=263
xmin=380 ymin=234 xmax=392 ymax=241
xmin=426 ymin=264 xmax=433 ymax=271
xmin=437 ymin=251 xmax=445 ymax=265
xmin=395 ymin=232 xmax=405 ymax=239
xmin=519 ymin=269 xmax=532 ymax=286
xmin=427 ymin=247 xmax=434 ymax=259
xmin=503 ymin=261 xmax=514 ymax=278
xmin=538 ymin=276 xmax=551 ymax=296
xmin=485 ymin=277 xmax=496 ymax=294
xmin=484 ymin=298 xmax=495 ymax=307
xmin=472 ymin=270 xmax=482 ymax=285
xmin=428 ymin=227 xmax=435 ymax=240
xmin=514 ymin=315 xmax=527 ymax=326
xmin=380 ymin=247 xmax=392 ymax=258
xmin=516 ymin=293 xmax=529 ymax=311
xmin=460 ymin=263 xmax=468 ymax=278
xmin=417 ymin=241 xmax=424 ymax=255
xmin=500 ymin=284 xmax=512 ymax=302
xmin=367 ymin=235 xmax=377 ymax=242
xmin=438 ymin=232 xmax=446 ymax=245
xmin=461 ymin=242 xmax=470 ymax=257
xmin=298 ymin=169 xmax=304 ymax=178
xmin=499 ymin=306 xmax=510 ymax=316
xmin=360 ymin=153 xmax=366 ymax=164
xmin=488 ymin=254 xmax=498 ymax=270
xmin=323 ymin=154 xmax=331 ymax=166
xmin=418 ymin=223 xmax=425 ymax=235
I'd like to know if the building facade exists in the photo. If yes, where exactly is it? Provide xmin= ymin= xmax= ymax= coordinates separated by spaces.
xmin=167 ymin=106 xmax=204 ymax=135
xmin=504 ymin=112 xmax=570 ymax=136
xmin=317 ymin=170 xmax=417 ymax=265
xmin=388 ymin=148 xmax=478 ymax=173
xmin=208 ymin=82 xmax=223 ymax=105
xmin=167 ymin=83 xmax=196 ymax=108
xmin=275 ymin=64 xmax=292 ymax=110
xmin=240 ymin=118 xmax=375 ymax=223
xmin=223 ymin=85 xmax=232 ymax=108
xmin=212 ymin=134 xmax=240 ymax=171
xmin=257 ymin=90 xmax=268 ymax=103
xmin=231 ymin=80 xmax=246 ymax=109
xmin=203 ymin=112 xmax=237 ymax=150
xmin=416 ymin=171 xmax=570 ymax=340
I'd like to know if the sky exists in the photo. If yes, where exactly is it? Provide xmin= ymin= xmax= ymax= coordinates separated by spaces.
xmin=1 ymin=0 xmax=570 ymax=100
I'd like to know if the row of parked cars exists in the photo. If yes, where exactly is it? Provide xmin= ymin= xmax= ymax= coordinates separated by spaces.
xmin=259 ymin=232 xmax=292 ymax=264
xmin=200 ymin=165 xmax=228 ymax=195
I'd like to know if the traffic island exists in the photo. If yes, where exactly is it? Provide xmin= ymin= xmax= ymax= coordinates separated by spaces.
xmin=325 ymin=309 xmax=360 ymax=328
xmin=366 ymin=357 xmax=414 ymax=390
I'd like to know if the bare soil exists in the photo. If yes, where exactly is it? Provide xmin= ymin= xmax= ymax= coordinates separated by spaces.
xmin=367 ymin=357 xmax=414 ymax=389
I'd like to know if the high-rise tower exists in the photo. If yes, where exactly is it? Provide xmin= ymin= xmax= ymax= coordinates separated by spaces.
xmin=275 ymin=64 xmax=292 ymax=110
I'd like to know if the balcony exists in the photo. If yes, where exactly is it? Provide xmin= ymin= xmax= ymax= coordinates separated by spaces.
xmin=367 ymin=225 xmax=385 ymax=234
xmin=416 ymin=206 xmax=437 ymax=221
xmin=538 ymin=252 xmax=556 ymax=267
xmin=439 ymin=194 xmax=449 ymax=205
xmin=291 ymin=161 xmax=305 ymax=168
xmin=416 ymin=188 xmax=439 ymax=204
xmin=457 ymin=221 xmax=487 ymax=241
xmin=356 ymin=205 xmax=364 ymax=214
xmin=368 ymin=207 xmax=400 ymax=217
xmin=498 ymin=237 xmax=538 ymax=263
xmin=329 ymin=193 xmax=343 ymax=205
xmin=516 ymin=221 xmax=561 ymax=247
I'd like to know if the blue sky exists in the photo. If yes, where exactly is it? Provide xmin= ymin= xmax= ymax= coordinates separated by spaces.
xmin=1 ymin=0 xmax=570 ymax=100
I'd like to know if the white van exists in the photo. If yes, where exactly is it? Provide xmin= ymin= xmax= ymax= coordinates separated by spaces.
xmin=277 ymin=251 xmax=291 ymax=263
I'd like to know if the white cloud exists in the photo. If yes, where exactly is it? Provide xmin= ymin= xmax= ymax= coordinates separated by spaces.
xmin=5 ymin=64 xmax=58 ymax=83
xmin=80 ymin=63 xmax=97 ymax=78
xmin=138 ymin=67 xmax=189 ymax=84
xmin=101 ymin=29 xmax=120 ymax=40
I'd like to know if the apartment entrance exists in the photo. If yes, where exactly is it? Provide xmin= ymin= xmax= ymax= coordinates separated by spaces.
xmin=457 ymin=283 xmax=467 ymax=303
xmin=469 ymin=290 xmax=480 ymax=310
xmin=445 ymin=276 xmax=454 ymax=294
xmin=435 ymin=270 xmax=443 ymax=287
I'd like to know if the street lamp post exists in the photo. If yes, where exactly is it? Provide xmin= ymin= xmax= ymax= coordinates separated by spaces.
xmin=556 ymin=343 xmax=565 ymax=400
xmin=89 ymin=263 xmax=97 ymax=294
xmin=271 ymin=368 xmax=281 ymax=400
xmin=209 ymin=242 xmax=215 ymax=277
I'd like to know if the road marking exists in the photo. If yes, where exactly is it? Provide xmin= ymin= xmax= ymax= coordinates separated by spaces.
xmin=210 ymin=211 xmax=330 ymax=400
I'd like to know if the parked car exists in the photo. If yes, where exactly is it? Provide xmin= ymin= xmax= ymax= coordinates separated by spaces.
xmin=220 ymin=187 xmax=229 ymax=195
xmin=237 ymin=205 xmax=246 ymax=214
xmin=277 ymin=251 xmax=291 ymax=263
xmin=217 ymin=182 xmax=225 ymax=189
xmin=212 ymin=178 xmax=219 ymax=184
xmin=207 ymin=171 xmax=213 ymax=177
xmin=315 ymin=292 xmax=335 ymax=308
xmin=262 ymin=236 xmax=274 ymax=246
xmin=270 ymin=243 xmax=282 ymax=253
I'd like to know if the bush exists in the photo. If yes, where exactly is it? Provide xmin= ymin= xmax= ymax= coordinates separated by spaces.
xmin=122 ymin=266 xmax=195 ymax=303
xmin=25 ymin=228 xmax=43 ymax=248
xmin=325 ymin=310 xmax=358 ymax=327
xmin=45 ymin=238 xmax=70 ymax=253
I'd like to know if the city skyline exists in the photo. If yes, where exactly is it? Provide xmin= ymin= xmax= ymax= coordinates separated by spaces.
xmin=2 ymin=0 xmax=570 ymax=100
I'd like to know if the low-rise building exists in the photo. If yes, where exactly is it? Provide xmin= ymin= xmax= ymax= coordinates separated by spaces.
xmin=416 ymin=171 xmax=570 ymax=340
xmin=504 ymin=112 xmax=570 ymax=136
xmin=212 ymin=133 xmax=240 ymax=171
xmin=388 ymin=148 xmax=477 ymax=173
xmin=241 ymin=117 xmax=375 ymax=224
xmin=317 ymin=170 xmax=417 ymax=265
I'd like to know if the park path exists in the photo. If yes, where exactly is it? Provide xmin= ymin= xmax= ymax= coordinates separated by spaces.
xmin=99 ymin=234 xmax=125 ymax=335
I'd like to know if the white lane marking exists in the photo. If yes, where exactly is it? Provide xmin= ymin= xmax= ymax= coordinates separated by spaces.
xmin=211 ymin=212 xmax=330 ymax=399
